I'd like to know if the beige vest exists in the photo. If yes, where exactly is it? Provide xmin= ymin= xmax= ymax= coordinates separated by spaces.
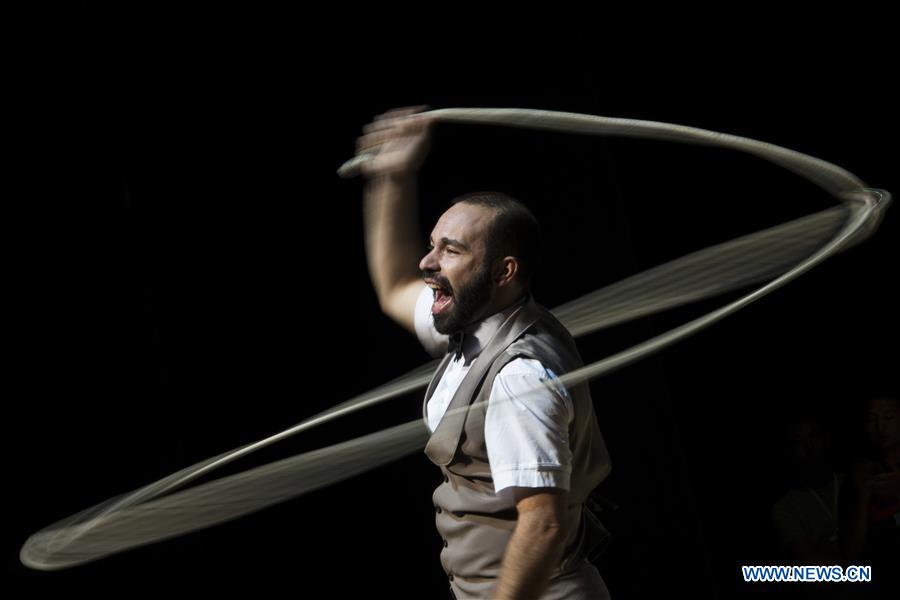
xmin=423 ymin=292 xmax=612 ymax=599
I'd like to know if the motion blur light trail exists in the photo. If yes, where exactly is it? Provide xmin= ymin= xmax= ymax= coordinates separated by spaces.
xmin=20 ymin=108 xmax=890 ymax=571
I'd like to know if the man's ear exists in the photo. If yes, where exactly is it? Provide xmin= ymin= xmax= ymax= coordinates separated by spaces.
xmin=494 ymin=256 xmax=518 ymax=285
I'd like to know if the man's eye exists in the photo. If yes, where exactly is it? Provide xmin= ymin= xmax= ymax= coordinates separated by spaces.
xmin=447 ymin=248 xmax=459 ymax=255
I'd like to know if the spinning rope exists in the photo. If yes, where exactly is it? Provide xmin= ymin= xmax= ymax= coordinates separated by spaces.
xmin=20 ymin=108 xmax=890 ymax=571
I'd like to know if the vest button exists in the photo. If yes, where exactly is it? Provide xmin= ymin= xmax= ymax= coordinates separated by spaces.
xmin=435 ymin=506 xmax=442 ymax=513
xmin=448 ymin=574 xmax=454 ymax=582
xmin=443 ymin=474 xmax=449 ymax=483
xmin=443 ymin=539 xmax=448 ymax=547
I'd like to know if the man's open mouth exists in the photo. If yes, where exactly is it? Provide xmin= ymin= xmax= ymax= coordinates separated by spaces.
xmin=428 ymin=283 xmax=454 ymax=316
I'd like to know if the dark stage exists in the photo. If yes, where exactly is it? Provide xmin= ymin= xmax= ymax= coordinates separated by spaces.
xmin=7 ymin=42 xmax=897 ymax=599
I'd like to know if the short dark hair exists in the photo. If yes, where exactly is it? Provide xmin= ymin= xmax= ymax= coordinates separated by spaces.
xmin=450 ymin=191 xmax=543 ymax=288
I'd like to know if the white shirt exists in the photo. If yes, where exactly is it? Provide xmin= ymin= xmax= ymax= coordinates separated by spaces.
xmin=414 ymin=283 xmax=574 ymax=494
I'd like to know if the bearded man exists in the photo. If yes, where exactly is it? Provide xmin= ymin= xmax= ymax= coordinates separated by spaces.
xmin=357 ymin=106 xmax=613 ymax=600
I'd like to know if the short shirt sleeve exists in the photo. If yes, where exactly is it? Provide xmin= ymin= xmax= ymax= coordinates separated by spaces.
xmin=485 ymin=357 xmax=575 ymax=494
xmin=414 ymin=282 xmax=450 ymax=358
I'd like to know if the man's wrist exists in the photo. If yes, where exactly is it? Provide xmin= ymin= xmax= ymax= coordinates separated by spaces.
xmin=363 ymin=170 xmax=418 ymax=195
xmin=371 ymin=169 xmax=417 ymax=183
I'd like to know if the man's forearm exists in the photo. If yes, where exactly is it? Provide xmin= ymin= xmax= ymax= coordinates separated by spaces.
xmin=493 ymin=518 xmax=567 ymax=600
xmin=363 ymin=172 xmax=425 ymax=304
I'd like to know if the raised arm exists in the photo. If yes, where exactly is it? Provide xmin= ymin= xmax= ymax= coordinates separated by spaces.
xmin=357 ymin=106 xmax=435 ymax=334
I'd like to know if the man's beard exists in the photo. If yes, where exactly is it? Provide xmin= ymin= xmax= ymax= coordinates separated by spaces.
xmin=430 ymin=262 xmax=493 ymax=336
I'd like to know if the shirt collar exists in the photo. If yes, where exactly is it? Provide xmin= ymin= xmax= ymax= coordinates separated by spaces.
xmin=450 ymin=292 xmax=530 ymax=365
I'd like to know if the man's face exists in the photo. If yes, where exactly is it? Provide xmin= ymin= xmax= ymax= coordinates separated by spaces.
xmin=864 ymin=398 xmax=900 ymax=451
xmin=785 ymin=420 xmax=828 ymax=471
xmin=419 ymin=203 xmax=496 ymax=335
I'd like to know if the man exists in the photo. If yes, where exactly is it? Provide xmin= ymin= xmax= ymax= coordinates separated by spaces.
xmin=770 ymin=414 xmax=846 ymax=564
xmin=841 ymin=395 xmax=900 ymax=595
xmin=357 ymin=106 xmax=612 ymax=599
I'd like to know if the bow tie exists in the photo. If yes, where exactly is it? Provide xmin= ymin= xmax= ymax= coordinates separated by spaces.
xmin=449 ymin=331 xmax=465 ymax=361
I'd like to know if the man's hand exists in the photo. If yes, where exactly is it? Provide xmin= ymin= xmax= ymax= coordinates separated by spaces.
xmin=359 ymin=105 xmax=434 ymax=334
xmin=355 ymin=105 xmax=436 ymax=178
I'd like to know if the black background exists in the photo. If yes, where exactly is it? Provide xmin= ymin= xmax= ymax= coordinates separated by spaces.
xmin=6 ymin=31 xmax=897 ymax=599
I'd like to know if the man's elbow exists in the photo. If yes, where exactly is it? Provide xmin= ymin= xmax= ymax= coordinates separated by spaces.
xmin=376 ymin=294 xmax=394 ymax=318
xmin=378 ymin=291 xmax=417 ymax=335
xmin=379 ymin=295 xmax=405 ymax=324
xmin=377 ymin=279 xmax=422 ymax=333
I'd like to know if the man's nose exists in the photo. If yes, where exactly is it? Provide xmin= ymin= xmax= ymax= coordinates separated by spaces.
xmin=419 ymin=247 xmax=439 ymax=273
